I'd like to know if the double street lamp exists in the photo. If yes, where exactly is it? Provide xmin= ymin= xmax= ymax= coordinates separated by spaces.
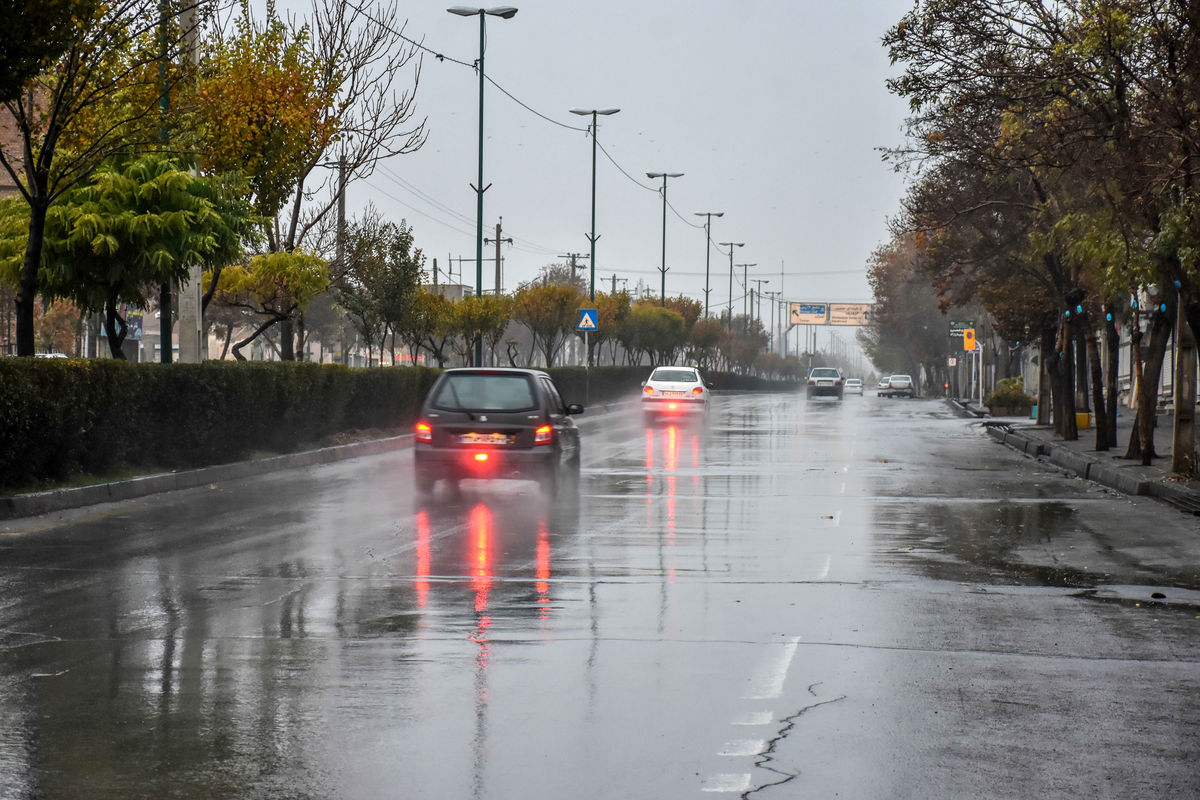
xmin=647 ymin=171 xmax=683 ymax=306
xmin=569 ymin=107 xmax=620 ymax=304
xmin=694 ymin=211 xmax=723 ymax=317
xmin=448 ymin=5 xmax=518 ymax=366
xmin=718 ymin=241 xmax=744 ymax=326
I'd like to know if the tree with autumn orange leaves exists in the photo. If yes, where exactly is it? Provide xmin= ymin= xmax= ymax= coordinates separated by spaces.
xmin=187 ymin=0 xmax=426 ymax=361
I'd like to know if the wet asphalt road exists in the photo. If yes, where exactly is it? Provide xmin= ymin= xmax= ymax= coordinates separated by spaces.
xmin=2 ymin=392 xmax=1199 ymax=799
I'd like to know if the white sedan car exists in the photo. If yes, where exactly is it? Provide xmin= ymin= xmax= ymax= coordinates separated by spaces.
xmin=844 ymin=378 xmax=864 ymax=395
xmin=641 ymin=366 xmax=710 ymax=417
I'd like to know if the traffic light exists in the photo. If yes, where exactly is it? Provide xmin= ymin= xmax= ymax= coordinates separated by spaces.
xmin=963 ymin=328 xmax=976 ymax=350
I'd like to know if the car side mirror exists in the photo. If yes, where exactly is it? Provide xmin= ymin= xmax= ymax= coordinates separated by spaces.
xmin=566 ymin=403 xmax=584 ymax=415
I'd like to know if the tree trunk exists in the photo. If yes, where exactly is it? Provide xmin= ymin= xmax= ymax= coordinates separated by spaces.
xmin=1104 ymin=307 xmax=1120 ymax=446
xmin=1074 ymin=321 xmax=1089 ymax=413
xmin=104 ymin=297 xmax=128 ymax=360
xmin=15 ymin=199 xmax=50 ymax=357
xmin=159 ymin=282 xmax=172 ymax=363
xmin=279 ymin=316 xmax=295 ymax=360
xmin=1055 ymin=318 xmax=1078 ymax=441
xmin=231 ymin=316 xmax=283 ymax=362
xmin=1172 ymin=286 xmax=1197 ymax=476
xmin=1126 ymin=305 xmax=1173 ymax=464
xmin=1037 ymin=328 xmax=1052 ymax=425
xmin=1084 ymin=321 xmax=1108 ymax=451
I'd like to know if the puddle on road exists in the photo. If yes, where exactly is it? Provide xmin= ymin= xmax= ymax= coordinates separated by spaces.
xmin=871 ymin=500 xmax=1107 ymax=588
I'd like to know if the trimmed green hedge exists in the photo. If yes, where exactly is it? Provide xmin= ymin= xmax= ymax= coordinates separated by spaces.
xmin=0 ymin=359 xmax=799 ymax=492
xmin=0 ymin=360 xmax=440 ymax=491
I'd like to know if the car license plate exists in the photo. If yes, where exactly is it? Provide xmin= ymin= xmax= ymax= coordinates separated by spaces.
xmin=662 ymin=391 xmax=685 ymax=398
xmin=458 ymin=432 xmax=511 ymax=445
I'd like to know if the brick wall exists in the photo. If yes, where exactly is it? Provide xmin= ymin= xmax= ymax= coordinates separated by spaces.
xmin=0 ymin=105 xmax=25 ymax=197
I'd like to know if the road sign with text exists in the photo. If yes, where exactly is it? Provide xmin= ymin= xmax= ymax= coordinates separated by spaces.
xmin=828 ymin=303 xmax=873 ymax=326
xmin=789 ymin=302 xmax=828 ymax=325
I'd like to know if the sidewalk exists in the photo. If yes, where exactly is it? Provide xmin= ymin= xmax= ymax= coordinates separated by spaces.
xmin=953 ymin=399 xmax=1200 ymax=516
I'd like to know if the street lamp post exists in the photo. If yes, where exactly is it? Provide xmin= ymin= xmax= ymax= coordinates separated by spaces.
xmin=569 ymin=107 xmax=619 ymax=306
xmin=448 ymin=5 xmax=518 ymax=366
xmin=737 ymin=263 xmax=756 ymax=331
xmin=718 ymin=241 xmax=744 ymax=327
xmin=647 ymin=171 xmax=683 ymax=306
xmin=694 ymin=211 xmax=723 ymax=317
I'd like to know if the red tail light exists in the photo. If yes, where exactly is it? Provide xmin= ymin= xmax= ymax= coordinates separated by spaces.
xmin=474 ymin=452 xmax=489 ymax=462
xmin=643 ymin=385 xmax=655 ymax=394
xmin=534 ymin=425 xmax=553 ymax=445
xmin=691 ymin=387 xmax=703 ymax=395
xmin=415 ymin=421 xmax=432 ymax=443
xmin=808 ymin=379 xmax=816 ymax=385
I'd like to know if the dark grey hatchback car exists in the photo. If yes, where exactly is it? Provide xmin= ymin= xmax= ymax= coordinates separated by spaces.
xmin=414 ymin=368 xmax=584 ymax=494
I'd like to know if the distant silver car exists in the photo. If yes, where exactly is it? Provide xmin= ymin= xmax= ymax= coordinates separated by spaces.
xmin=844 ymin=378 xmax=864 ymax=396
xmin=879 ymin=374 xmax=914 ymax=398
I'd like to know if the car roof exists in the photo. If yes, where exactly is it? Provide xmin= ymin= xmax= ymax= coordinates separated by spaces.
xmin=441 ymin=367 xmax=549 ymax=378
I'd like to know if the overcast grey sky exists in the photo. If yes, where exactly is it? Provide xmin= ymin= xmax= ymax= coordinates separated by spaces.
xmin=305 ymin=0 xmax=914 ymax=312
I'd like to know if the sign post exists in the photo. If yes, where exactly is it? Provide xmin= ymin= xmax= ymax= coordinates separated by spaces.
xmin=576 ymin=307 xmax=598 ymax=401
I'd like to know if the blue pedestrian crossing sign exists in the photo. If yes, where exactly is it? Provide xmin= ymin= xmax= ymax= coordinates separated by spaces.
xmin=576 ymin=308 xmax=598 ymax=331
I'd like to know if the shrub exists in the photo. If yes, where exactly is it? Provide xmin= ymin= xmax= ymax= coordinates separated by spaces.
xmin=985 ymin=376 xmax=1035 ymax=410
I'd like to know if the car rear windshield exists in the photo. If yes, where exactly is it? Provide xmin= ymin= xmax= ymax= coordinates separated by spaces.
xmin=811 ymin=368 xmax=840 ymax=378
xmin=650 ymin=369 xmax=698 ymax=382
xmin=430 ymin=373 xmax=537 ymax=412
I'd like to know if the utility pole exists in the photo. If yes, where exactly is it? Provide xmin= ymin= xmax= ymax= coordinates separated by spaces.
xmin=484 ymin=217 xmax=512 ymax=295
xmin=610 ymin=274 xmax=627 ymax=294
xmin=558 ymin=252 xmax=588 ymax=289
xmin=752 ymin=279 xmax=770 ymax=329
xmin=431 ymin=258 xmax=438 ymax=292
xmin=765 ymin=290 xmax=781 ymax=352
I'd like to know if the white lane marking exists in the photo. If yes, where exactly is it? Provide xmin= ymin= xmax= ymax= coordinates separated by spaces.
xmin=742 ymin=636 xmax=801 ymax=700
xmin=731 ymin=711 xmax=774 ymax=726
xmin=702 ymin=773 xmax=753 ymax=793
xmin=818 ymin=554 xmax=832 ymax=580
xmin=718 ymin=739 xmax=766 ymax=757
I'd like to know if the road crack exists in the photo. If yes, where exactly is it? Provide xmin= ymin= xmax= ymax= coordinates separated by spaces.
xmin=742 ymin=682 xmax=846 ymax=798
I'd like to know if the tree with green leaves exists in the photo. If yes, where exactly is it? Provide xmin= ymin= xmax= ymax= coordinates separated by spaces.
xmin=618 ymin=303 xmax=687 ymax=366
xmin=333 ymin=212 xmax=424 ymax=366
xmin=1 ymin=0 xmax=190 ymax=357
xmin=512 ymin=282 xmax=585 ymax=367
xmin=1 ymin=154 xmax=247 ymax=359
xmin=214 ymin=250 xmax=329 ymax=361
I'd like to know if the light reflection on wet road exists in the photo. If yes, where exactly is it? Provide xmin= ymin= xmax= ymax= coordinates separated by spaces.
xmin=2 ymin=392 xmax=1198 ymax=799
